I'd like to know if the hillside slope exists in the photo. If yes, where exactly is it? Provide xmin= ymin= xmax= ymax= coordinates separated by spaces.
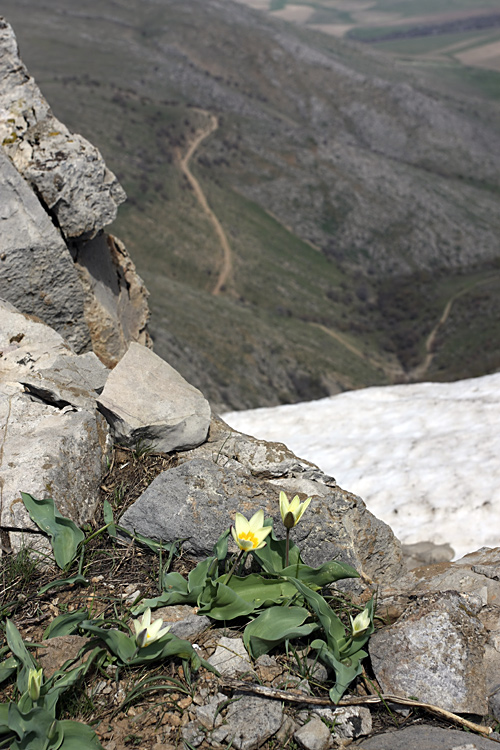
xmin=3 ymin=0 xmax=500 ymax=409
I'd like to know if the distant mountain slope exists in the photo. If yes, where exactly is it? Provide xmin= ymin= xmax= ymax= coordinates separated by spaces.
xmin=2 ymin=0 xmax=500 ymax=409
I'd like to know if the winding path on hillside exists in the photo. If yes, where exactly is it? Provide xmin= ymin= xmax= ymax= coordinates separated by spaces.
xmin=177 ymin=111 xmax=233 ymax=296
xmin=410 ymin=274 xmax=500 ymax=380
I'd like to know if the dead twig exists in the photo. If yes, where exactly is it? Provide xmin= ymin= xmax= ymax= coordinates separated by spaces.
xmin=219 ymin=678 xmax=492 ymax=736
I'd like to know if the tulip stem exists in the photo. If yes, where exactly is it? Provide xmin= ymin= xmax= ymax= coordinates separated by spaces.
xmin=285 ymin=529 xmax=290 ymax=568
xmin=225 ymin=550 xmax=244 ymax=586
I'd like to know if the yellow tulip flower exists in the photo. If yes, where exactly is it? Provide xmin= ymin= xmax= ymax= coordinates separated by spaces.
xmin=28 ymin=667 xmax=43 ymax=701
xmin=279 ymin=491 xmax=312 ymax=529
xmin=231 ymin=509 xmax=272 ymax=551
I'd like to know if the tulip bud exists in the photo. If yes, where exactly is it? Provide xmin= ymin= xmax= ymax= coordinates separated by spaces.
xmin=47 ymin=720 xmax=58 ymax=740
xmin=283 ymin=511 xmax=295 ymax=530
xmin=28 ymin=667 xmax=43 ymax=701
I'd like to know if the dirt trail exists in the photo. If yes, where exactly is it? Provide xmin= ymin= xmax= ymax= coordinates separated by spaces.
xmin=410 ymin=274 xmax=500 ymax=380
xmin=178 ymin=111 xmax=233 ymax=295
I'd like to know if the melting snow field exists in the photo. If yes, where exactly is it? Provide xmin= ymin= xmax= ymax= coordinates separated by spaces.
xmin=223 ymin=373 xmax=500 ymax=558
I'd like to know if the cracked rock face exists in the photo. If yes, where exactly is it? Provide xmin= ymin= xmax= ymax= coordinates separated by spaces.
xmin=0 ymin=18 xmax=125 ymax=239
xmin=0 ymin=301 xmax=109 ymax=553
xmin=369 ymin=590 xmax=487 ymax=714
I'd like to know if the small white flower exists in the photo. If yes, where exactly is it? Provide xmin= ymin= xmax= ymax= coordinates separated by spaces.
xmin=350 ymin=608 xmax=371 ymax=637
xmin=132 ymin=608 xmax=170 ymax=647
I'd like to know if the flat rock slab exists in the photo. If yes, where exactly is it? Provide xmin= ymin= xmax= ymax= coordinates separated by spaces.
xmin=354 ymin=725 xmax=497 ymax=749
xmin=207 ymin=637 xmax=253 ymax=677
xmin=216 ymin=693 xmax=284 ymax=750
xmin=97 ymin=343 xmax=210 ymax=453
xmin=369 ymin=591 xmax=487 ymax=715
xmin=294 ymin=716 xmax=332 ymax=750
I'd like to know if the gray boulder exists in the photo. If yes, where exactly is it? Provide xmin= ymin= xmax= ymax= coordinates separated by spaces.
xmin=353 ymin=725 xmax=496 ymax=749
xmin=369 ymin=590 xmax=487 ymax=715
xmin=97 ymin=343 xmax=211 ymax=453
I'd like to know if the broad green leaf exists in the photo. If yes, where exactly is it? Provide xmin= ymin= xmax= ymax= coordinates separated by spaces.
xmin=103 ymin=500 xmax=116 ymax=538
xmin=288 ymin=578 xmax=345 ymax=655
xmin=0 ymin=655 xmax=17 ymax=685
xmin=212 ymin=528 xmax=230 ymax=562
xmin=253 ymin=534 xmax=301 ymax=574
xmin=280 ymin=560 xmax=359 ymax=587
xmin=43 ymin=652 xmax=101 ymax=717
xmin=21 ymin=493 xmax=84 ymax=569
xmin=311 ymin=639 xmax=367 ymax=703
xmin=8 ymin=703 xmax=56 ymax=749
xmin=224 ymin=573 xmax=297 ymax=606
xmin=79 ymin=622 xmax=137 ymax=664
xmin=58 ymin=720 xmax=104 ymax=750
xmin=37 ymin=575 xmax=88 ymax=596
xmin=197 ymin=580 xmax=256 ymax=620
xmin=0 ymin=703 xmax=9 ymax=729
xmin=188 ymin=556 xmax=216 ymax=591
xmin=43 ymin=610 xmax=89 ymax=640
xmin=244 ymin=606 xmax=318 ymax=659
xmin=6 ymin=620 xmax=37 ymax=694
xmin=134 ymin=571 xmax=193 ymax=613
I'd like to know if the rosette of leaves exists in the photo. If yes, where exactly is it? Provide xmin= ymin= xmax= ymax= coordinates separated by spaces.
xmin=0 ymin=620 xmax=104 ymax=749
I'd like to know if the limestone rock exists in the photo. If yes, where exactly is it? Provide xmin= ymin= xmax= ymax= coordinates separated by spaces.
xmin=0 ymin=302 xmax=109 ymax=551
xmin=369 ymin=591 xmax=487 ymax=715
xmin=119 ymin=447 xmax=404 ymax=582
xmin=36 ymin=635 xmax=91 ymax=678
xmin=353 ymin=725 xmax=496 ymax=749
xmin=97 ymin=343 xmax=211 ymax=453
xmin=0 ymin=18 xmax=125 ymax=239
xmin=218 ymin=694 xmax=283 ymax=750
xmin=313 ymin=706 xmax=372 ymax=740
xmin=72 ymin=233 xmax=152 ymax=368
xmin=207 ymin=637 xmax=253 ymax=678
xmin=153 ymin=605 xmax=210 ymax=641
xmin=0 ymin=148 xmax=90 ymax=352
xmin=294 ymin=716 xmax=332 ymax=750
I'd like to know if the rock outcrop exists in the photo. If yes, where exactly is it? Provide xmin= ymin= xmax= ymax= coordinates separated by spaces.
xmin=0 ymin=16 xmax=150 ymax=367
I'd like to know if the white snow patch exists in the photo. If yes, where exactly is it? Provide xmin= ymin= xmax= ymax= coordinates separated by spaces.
xmin=223 ymin=373 xmax=500 ymax=558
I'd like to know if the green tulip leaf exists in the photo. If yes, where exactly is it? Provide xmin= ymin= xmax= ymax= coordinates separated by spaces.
xmin=311 ymin=638 xmax=367 ymax=703
xmin=8 ymin=703 xmax=57 ymax=749
xmin=224 ymin=573 xmax=297 ymax=605
xmin=243 ymin=606 xmax=318 ymax=659
xmin=0 ymin=654 xmax=17 ymax=685
xmin=43 ymin=610 xmax=90 ymax=640
xmin=103 ymin=500 xmax=116 ymax=539
xmin=79 ymin=622 xmax=137 ymax=664
xmin=212 ymin=528 xmax=230 ymax=562
xmin=58 ymin=720 xmax=104 ymax=749
xmin=6 ymin=619 xmax=37 ymax=694
xmin=288 ymin=578 xmax=346 ymax=655
xmin=197 ymin=580 xmax=256 ymax=620
xmin=21 ymin=493 xmax=84 ymax=569
xmin=37 ymin=574 xmax=89 ymax=596
xmin=280 ymin=560 xmax=359 ymax=587
xmin=253 ymin=533 xmax=302 ymax=574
